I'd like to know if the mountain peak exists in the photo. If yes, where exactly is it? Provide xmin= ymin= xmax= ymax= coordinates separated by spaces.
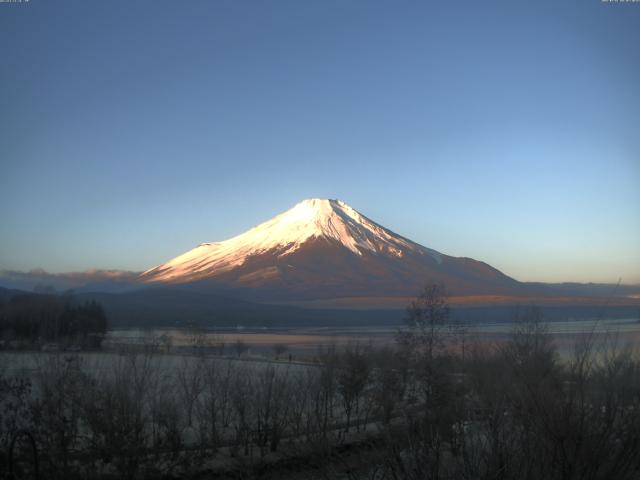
xmin=287 ymin=198 xmax=350 ymax=221
xmin=279 ymin=198 xmax=362 ymax=230
xmin=141 ymin=198 xmax=428 ymax=283
xmin=254 ymin=198 xmax=418 ymax=257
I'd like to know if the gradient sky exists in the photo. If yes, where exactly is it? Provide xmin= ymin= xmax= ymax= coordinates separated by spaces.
xmin=1 ymin=0 xmax=639 ymax=284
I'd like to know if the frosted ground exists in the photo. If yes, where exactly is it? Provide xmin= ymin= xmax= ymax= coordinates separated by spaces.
xmin=0 ymin=350 xmax=311 ymax=378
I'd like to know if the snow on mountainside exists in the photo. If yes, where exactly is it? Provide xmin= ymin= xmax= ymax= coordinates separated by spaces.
xmin=140 ymin=198 xmax=522 ymax=299
xmin=142 ymin=199 xmax=438 ymax=282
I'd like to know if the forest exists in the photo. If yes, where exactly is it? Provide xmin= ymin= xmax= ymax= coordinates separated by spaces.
xmin=0 ymin=293 xmax=108 ymax=349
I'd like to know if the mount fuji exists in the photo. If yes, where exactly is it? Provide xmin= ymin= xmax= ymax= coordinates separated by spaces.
xmin=140 ymin=199 xmax=524 ymax=301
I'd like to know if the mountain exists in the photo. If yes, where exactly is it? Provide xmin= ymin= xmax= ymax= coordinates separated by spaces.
xmin=140 ymin=198 xmax=525 ymax=300
xmin=2 ymin=199 xmax=637 ymax=328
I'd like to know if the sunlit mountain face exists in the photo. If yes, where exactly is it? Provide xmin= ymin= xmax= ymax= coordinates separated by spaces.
xmin=140 ymin=198 xmax=524 ymax=300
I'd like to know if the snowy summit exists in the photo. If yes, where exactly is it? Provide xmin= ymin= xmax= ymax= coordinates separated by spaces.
xmin=141 ymin=198 xmax=437 ymax=283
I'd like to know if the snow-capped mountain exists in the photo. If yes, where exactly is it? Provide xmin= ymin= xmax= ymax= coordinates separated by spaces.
xmin=140 ymin=199 xmax=522 ymax=300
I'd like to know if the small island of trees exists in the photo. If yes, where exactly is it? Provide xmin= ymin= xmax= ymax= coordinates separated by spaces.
xmin=0 ymin=293 xmax=108 ymax=349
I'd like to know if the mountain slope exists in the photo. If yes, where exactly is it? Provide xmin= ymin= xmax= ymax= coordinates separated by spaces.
xmin=140 ymin=199 xmax=523 ymax=299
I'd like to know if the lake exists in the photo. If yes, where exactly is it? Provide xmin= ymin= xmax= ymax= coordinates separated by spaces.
xmin=105 ymin=317 xmax=640 ymax=358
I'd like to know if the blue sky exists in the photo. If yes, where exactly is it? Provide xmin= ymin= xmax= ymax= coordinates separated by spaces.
xmin=1 ymin=0 xmax=638 ymax=283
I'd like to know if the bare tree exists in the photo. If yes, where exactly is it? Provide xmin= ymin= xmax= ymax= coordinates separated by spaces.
xmin=253 ymin=365 xmax=292 ymax=455
xmin=82 ymin=353 xmax=155 ymax=480
xmin=273 ymin=343 xmax=288 ymax=360
xmin=230 ymin=365 xmax=254 ymax=456
xmin=196 ymin=358 xmax=234 ymax=452
xmin=31 ymin=354 xmax=88 ymax=479
xmin=371 ymin=347 xmax=405 ymax=425
xmin=337 ymin=342 xmax=371 ymax=432
xmin=234 ymin=339 xmax=249 ymax=357
xmin=0 ymin=369 xmax=33 ymax=461
xmin=314 ymin=347 xmax=339 ymax=443
xmin=288 ymin=369 xmax=314 ymax=438
xmin=398 ymin=283 xmax=451 ymax=363
xmin=176 ymin=356 xmax=204 ymax=427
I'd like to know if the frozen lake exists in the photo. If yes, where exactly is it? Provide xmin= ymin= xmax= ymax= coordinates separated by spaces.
xmin=104 ymin=317 xmax=640 ymax=356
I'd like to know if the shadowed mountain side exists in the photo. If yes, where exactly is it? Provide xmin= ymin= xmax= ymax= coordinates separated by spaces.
xmin=2 ymin=286 xmax=637 ymax=329
xmin=525 ymin=282 xmax=640 ymax=298
xmin=71 ymin=286 xmax=640 ymax=328
xmin=75 ymin=287 xmax=398 ymax=328
xmin=271 ymin=294 xmax=640 ymax=310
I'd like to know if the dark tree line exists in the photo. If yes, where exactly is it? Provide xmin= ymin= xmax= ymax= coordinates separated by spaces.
xmin=0 ymin=293 xmax=108 ymax=347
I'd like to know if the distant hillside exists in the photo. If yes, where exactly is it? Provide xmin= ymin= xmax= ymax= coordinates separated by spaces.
xmin=77 ymin=286 xmax=640 ymax=328
xmin=76 ymin=287 xmax=400 ymax=328
xmin=2 ymin=284 xmax=638 ymax=330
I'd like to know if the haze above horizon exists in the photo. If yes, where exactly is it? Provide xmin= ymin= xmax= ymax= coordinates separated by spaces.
xmin=1 ymin=0 xmax=638 ymax=284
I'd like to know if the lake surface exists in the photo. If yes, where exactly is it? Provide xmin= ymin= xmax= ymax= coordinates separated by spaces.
xmin=106 ymin=317 xmax=640 ymax=357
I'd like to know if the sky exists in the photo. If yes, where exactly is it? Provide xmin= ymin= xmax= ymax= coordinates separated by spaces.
xmin=1 ymin=0 xmax=639 ymax=284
